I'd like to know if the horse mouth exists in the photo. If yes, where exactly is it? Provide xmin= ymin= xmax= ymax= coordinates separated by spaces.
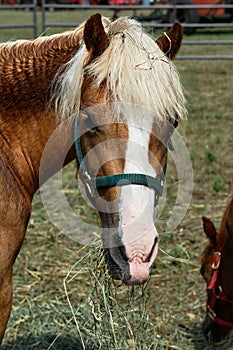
xmin=108 ymin=268 xmax=121 ymax=281
xmin=104 ymin=237 xmax=158 ymax=285
xmin=104 ymin=246 xmax=131 ymax=283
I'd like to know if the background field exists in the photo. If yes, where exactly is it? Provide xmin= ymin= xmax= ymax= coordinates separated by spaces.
xmin=0 ymin=9 xmax=233 ymax=350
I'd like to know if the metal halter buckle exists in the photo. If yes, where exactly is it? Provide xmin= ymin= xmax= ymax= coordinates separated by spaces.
xmin=212 ymin=252 xmax=221 ymax=270
xmin=207 ymin=305 xmax=216 ymax=320
xmin=214 ymin=285 xmax=223 ymax=298
xmin=82 ymin=170 xmax=94 ymax=197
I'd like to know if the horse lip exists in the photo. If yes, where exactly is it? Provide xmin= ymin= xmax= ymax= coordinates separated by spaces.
xmin=109 ymin=269 xmax=131 ymax=284
xmin=104 ymin=246 xmax=131 ymax=283
xmin=108 ymin=269 xmax=121 ymax=280
xmin=103 ymin=232 xmax=158 ymax=284
xmin=107 ymin=254 xmax=151 ymax=285
xmin=124 ymin=277 xmax=148 ymax=286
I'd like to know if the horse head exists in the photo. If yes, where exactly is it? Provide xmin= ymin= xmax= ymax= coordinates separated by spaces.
xmin=201 ymin=197 xmax=233 ymax=342
xmin=54 ymin=14 xmax=185 ymax=285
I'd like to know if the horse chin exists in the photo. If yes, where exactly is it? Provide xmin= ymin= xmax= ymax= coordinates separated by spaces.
xmin=202 ymin=315 xmax=229 ymax=343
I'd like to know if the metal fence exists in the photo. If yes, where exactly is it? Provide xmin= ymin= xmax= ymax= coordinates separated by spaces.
xmin=0 ymin=0 xmax=38 ymax=37
xmin=1 ymin=0 xmax=233 ymax=59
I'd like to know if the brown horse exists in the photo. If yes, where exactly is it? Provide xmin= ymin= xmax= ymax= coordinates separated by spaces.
xmin=201 ymin=196 xmax=233 ymax=343
xmin=0 ymin=13 xmax=185 ymax=342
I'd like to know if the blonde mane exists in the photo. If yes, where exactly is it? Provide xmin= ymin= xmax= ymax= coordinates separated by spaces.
xmin=53 ymin=17 xmax=186 ymax=122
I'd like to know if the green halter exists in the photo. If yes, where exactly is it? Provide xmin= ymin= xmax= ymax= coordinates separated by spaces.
xmin=74 ymin=118 xmax=164 ymax=199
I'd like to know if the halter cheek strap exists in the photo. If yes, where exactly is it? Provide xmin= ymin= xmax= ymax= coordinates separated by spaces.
xmin=207 ymin=251 xmax=233 ymax=328
xmin=74 ymin=118 xmax=164 ymax=200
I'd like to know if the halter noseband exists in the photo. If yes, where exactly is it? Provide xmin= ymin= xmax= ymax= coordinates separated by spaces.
xmin=207 ymin=250 xmax=233 ymax=328
xmin=74 ymin=118 xmax=164 ymax=200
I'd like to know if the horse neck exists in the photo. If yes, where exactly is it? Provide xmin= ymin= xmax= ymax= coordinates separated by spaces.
xmin=0 ymin=30 xmax=83 ymax=202
xmin=0 ymin=28 xmax=83 ymax=111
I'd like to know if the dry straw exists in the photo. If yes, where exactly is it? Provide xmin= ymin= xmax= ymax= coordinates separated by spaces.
xmin=59 ymin=243 xmax=161 ymax=350
xmin=57 ymin=243 xmax=233 ymax=350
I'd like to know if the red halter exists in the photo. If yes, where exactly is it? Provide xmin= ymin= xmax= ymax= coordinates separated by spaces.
xmin=207 ymin=251 xmax=233 ymax=328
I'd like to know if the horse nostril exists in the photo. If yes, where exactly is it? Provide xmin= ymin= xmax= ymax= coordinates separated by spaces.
xmin=145 ymin=236 xmax=158 ymax=263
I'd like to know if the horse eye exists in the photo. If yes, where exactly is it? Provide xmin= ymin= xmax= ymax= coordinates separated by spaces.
xmin=169 ymin=116 xmax=179 ymax=129
xmin=173 ymin=119 xmax=178 ymax=128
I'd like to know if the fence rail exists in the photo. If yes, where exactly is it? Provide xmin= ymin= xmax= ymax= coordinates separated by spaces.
xmin=0 ymin=0 xmax=38 ymax=37
xmin=41 ymin=2 xmax=233 ymax=31
xmin=0 ymin=0 xmax=233 ymax=59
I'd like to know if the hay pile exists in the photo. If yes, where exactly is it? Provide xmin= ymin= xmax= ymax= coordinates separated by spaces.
xmin=4 ymin=231 xmax=233 ymax=349
xmin=59 ymin=244 xmax=160 ymax=350
xmin=46 ymin=243 xmax=233 ymax=350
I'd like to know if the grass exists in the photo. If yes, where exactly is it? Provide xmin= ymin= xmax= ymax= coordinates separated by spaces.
xmin=0 ymin=10 xmax=233 ymax=350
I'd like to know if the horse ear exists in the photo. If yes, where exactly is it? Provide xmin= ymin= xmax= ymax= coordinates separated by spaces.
xmin=84 ymin=13 xmax=108 ymax=59
xmin=202 ymin=216 xmax=217 ymax=245
xmin=156 ymin=22 xmax=183 ymax=60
